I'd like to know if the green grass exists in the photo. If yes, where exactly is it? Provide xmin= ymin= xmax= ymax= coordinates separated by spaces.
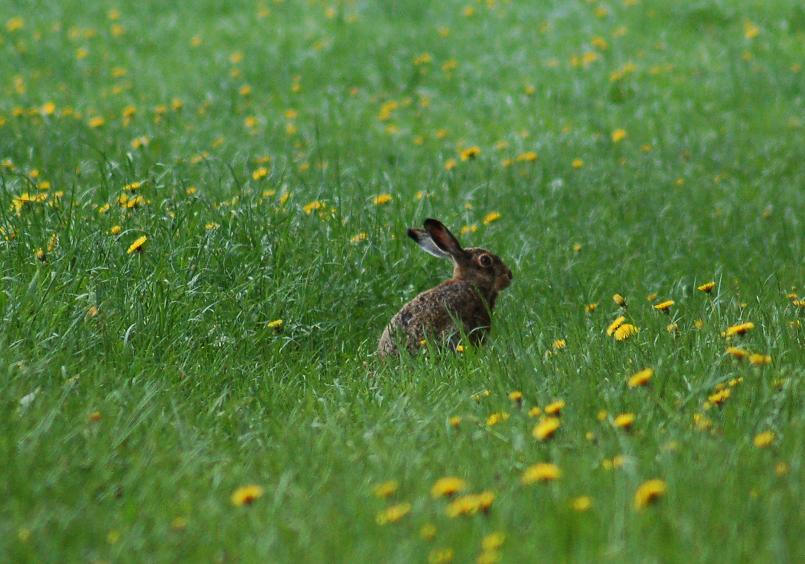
xmin=1 ymin=0 xmax=804 ymax=561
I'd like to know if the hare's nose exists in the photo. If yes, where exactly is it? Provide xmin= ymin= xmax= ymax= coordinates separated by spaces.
xmin=506 ymin=268 xmax=513 ymax=280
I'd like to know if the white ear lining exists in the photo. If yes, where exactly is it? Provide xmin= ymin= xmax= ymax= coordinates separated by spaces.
xmin=408 ymin=229 xmax=452 ymax=259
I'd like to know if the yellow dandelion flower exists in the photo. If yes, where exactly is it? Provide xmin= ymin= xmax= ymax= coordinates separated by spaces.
xmin=572 ymin=496 xmax=592 ymax=512
xmin=444 ymin=158 xmax=457 ymax=171
xmin=420 ymin=523 xmax=437 ymax=540
xmin=585 ymin=303 xmax=598 ymax=313
xmin=743 ymin=20 xmax=760 ymax=40
xmin=532 ymin=417 xmax=561 ymax=441
xmin=612 ymin=293 xmax=627 ymax=307
xmin=708 ymin=388 xmax=731 ymax=406
xmin=350 ymin=232 xmax=368 ymax=244
xmin=694 ymin=319 xmax=705 ymax=329
xmin=634 ymin=479 xmax=666 ymax=510
xmin=110 ymin=225 xmax=122 ymax=235
xmin=231 ymin=484 xmax=264 ymax=506
xmin=205 ymin=222 xmax=220 ymax=231
xmin=303 ymin=200 xmax=324 ymax=215
xmin=486 ymin=412 xmax=510 ymax=427
xmin=544 ymin=400 xmax=565 ymax=415
xmin=127 ymin=235 xmax=147 ymax=254
xmin=88 ymin=116 xmax=105 ymax=128
xmin=597 ymin=409 xmax=608 ymax=421
xmin=552 ymin=339 xmax=566 ymax=351
xmin=376 ymin=502 xmax=411 ymax=525
xmin=508 ymin=391 xmax=523 ymax=402
xmin=515 ymin=150 xmax=538 ymax=162
xmin=528 ymin=406 xmax=541 ymax=418
xmin=666 ymin=323 xmax=679 ymax=333
xmin=654 ymin=300 xmax=674 ymax=312
xmin=449 ymin=415 xmax=462 ymax=428
xmin=460 ymin=146 xmax=481 ymax=161
xmin=372 ymin=193 xmax=392 ymax=206
xmin=754 ymin=431 xmax=775 ymax=448
xmin=611 ymin=129 xmax=627 ymax=143
xmin=482 ymin=211 xmax=501 ymax=225
xmin=613 ymin=413 xmax=635 ymax=429
xmin=693 ymin=413 xmax=713 ymax=431
xmin=724 ymin=322 xmax=754 ymax=337
xmin=697 ymin=281 xmax=716 ymax=293
xmin=628 ymin=368 xmax=653 ymax=388
xmin=372 ymin=480 xmax=399 ymax=499
xmin=431 ymin=477 xmax=467 ymax=498
xmin=455 ymin=344 xmax=465 ymax=353
xmin=266 ymin=319 xmax=283 ymax=331
xmin=521 ymin=463 xmax=561 ymax=484
xmin=572 ymin=158 xmax=584 ymax=169
xmin=472 ymin=389 xmax=491 ymax=401
xmin=572 ymin=242 xmax=582 ymax=253
xmin=614 ymin=323 xmax=638 ymax=341
xmin=252 ymin=167 xmax=269 ymax=181
xmin=6 ymin=17 xmax=25 ymax=32
xmin=749 ymin=353 xmax=772 ymax=366
xmin=428 ymin=547 xmax=454 ymax=563
xmin=445 ymin=491 xmax=493 ymax=517
xmin=482 ymin=532 xmax=506 ymax=551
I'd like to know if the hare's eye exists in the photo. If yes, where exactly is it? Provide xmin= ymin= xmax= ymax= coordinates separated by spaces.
xmin=478 ymin=254 xmax=493 ymax=267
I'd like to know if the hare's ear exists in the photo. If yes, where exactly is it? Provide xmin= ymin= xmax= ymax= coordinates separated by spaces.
xmin=423 ymin=218 xmax=464 ymax=258
xmin=408 ymin=228 xmax=451 ymax=259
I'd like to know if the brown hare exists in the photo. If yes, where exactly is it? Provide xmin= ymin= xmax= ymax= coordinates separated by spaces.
xmin=378 ymin=218 xmax=512 ymax=357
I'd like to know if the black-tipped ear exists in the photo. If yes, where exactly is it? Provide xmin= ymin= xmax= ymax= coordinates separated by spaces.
xmin=408 ymin=228 xmax=451 ymax=259
xmin=424 ymin=218 xmax=464 ymax=257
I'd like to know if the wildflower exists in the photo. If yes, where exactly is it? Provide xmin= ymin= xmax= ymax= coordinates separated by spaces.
xmin=528 ymin=406 xmax=541 ymax=418
xmin=127 ymin=235 xmax=147 ymax=254
xmin=483 ymin=211 xmax=501 ymax=225
xmin=544 ymin=400 xmax=565 ymax=415
xmin=110 ymin=225 xmax=122 ymax=235
xmin=552 ymin=339 xmax=566 ymax=351
xmin=445 ymin=491 xmax=494 ymax=517
xmin=666 ymin=323 xmax=679 ymax=333
xmin=372 ymin=480 xmax=399 ymax=499
xmin=694 ymin=319 xmax=705 ymax=329
xmin=205 ymin=222 xmax=220 ymax=231
xmin=724 ymin=322 xmax=754 ymax=337
xmin=231 ymin=484 xmax=264 ymax=506
xmin=654 ymin=300 xmax=674 ymax=312
xmin=376 ymin=502 xmax=411 ymax=525
xmin=372 ymin=193 xmax=392 ymax=206
xmin=350 ymin=232 xmax=367 ymax=244
xmin=472 ymin=390 xmax=491 ymax=401
xmin=611 ymin=129 xmax=627 ymax=143
xmin=754 ymin=431 xmax=775 ymax=448
xmin=613 ymin=413 xmax=635 ymax=429
xmin=420 ymin=523 xmax=437 ymax=540
xmin=515 ymin=150 xmax=538 ymax=162
xmin=303 ymin=200 xmax=324 ymax=215
xmin=88 ymin=116 xmax=105 ymax=128
xmin=6 ymin=17 xmax=24 ymax=32
xmin=482 ymin=532 xmax=506 ymax=551
xmin=532 ymin=417 xmax=560 ymax=441
xmin=444 ymin=158 xmax=457 ymax=171
xmin=171 ymin=516 xmax=187 ymax=530
xmin=88 ymin=411 xmax=102 ymax=422
xmin=431 ymin=477 xmax=467 ymax=498
xmin=486 ymin=412 xmax=509 ymax=427
xmin=460 ymin=146 xmax=481 ymax=161
xmin=449 ymin=416 xmax=462 ymax=428
xmin=508 ymin=391 xmax=523 ymax=403
xmin=693 ymin=413 xmax=713 ymax=431
xmin=597 ymin=409 xmax=609 ymax=421
xmin=252 ymin=167 xmax=269 ymax=181
xmin=743 ymin=20 xmax=760 ymax=40
xmin=521 ymin=463 xmax=561 ymax=484
xmin=35 ymin=248 xmax=46 ymax=262
xmin=749 ymin=353 xmax=772 ymax=366
xmin=266 ymin=319 xmax=283 ymax=331
xmin=697 ymin=281 xmax=716 ymax=293
xmin=572 ymin=242 xmax=582 ymax=253
xmin=572 ymin=158 xmax=584 ymax=169
xmin=572 ymin=496 xmax=592 ymax=512
xmin=707 ymin=388 xmax=731 ymax=406
xmin=614 ymin=324 xmax=638 ymax=341
xmin=634 ymin=479 xmax=666 ymax=510
xmin=612 ymin=293 xmax=627 ymax=307
xmin=628 ymin=368 xmax=653 ymax=388
xmin=428 ymin=548 xmax=453 ymax=563
xmin=585 ymin=303 xmax=598 ymax=313
xmin=455 ymin=344 xmax=465 ymax=353
xmin=775 ymin=462 xmax=789 ymax=476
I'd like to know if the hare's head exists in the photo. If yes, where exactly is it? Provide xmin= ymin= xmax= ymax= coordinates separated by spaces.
xmin=408 ymin=218 xmax=513 ymax=293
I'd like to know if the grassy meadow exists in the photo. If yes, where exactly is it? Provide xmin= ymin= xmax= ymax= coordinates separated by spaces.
xmin=1 ymin=0 xmax=804 ymax=561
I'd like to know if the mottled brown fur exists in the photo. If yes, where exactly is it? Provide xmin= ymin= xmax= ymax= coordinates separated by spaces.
xmin=378 ymin=219 xmax=512 ymax=358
